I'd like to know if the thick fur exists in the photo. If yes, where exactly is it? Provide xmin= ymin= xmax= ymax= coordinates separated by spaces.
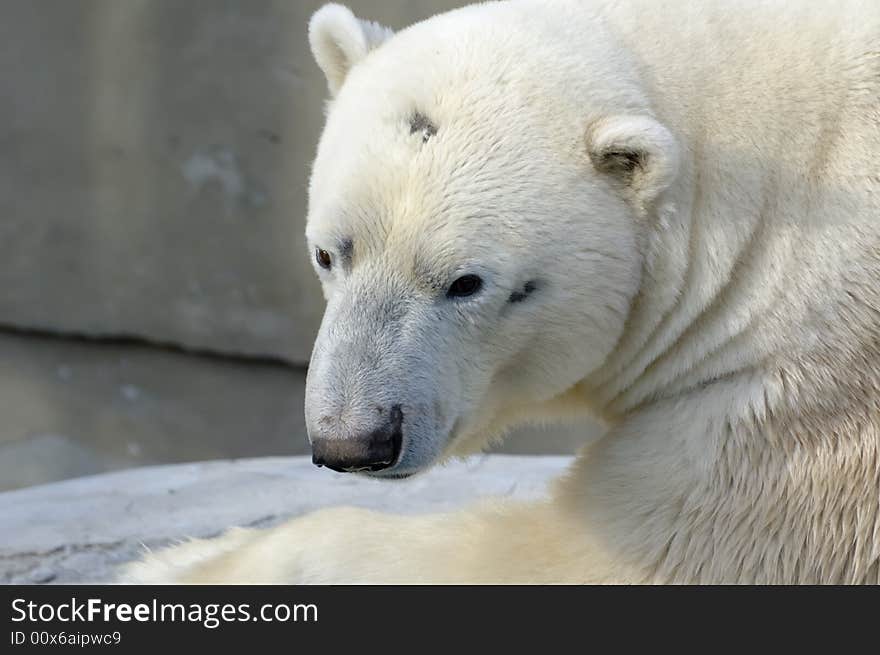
xmin=123 ymin=0 xmax=880 ymax=584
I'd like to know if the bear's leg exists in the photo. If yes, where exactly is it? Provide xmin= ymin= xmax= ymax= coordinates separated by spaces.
xmin=120 ymin=497 xmax=625 ymax=584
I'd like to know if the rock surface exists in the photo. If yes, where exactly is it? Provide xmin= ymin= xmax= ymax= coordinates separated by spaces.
xmin=0 ymin=455 xmax=572 ymax=584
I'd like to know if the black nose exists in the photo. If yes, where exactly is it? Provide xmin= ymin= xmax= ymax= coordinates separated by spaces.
xmin=311 ymin=405 xmax=403 ymax=473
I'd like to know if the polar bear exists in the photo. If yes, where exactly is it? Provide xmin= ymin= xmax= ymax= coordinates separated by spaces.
xmin=124 ymin=0 xmax=880 ymax=584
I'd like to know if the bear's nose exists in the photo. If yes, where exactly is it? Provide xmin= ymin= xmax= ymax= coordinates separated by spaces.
xmin=311 ymin=405 xmax=403 ymax=473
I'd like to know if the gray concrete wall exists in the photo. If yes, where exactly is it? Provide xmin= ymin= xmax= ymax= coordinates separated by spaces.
xmin=0 ymin=0 xmax=465 ymax=362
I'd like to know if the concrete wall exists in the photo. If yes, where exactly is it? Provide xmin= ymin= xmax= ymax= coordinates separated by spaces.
xmin=0 ymin=0 xmax=465 ymax=362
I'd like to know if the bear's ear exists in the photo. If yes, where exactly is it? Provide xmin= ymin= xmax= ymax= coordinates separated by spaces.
xmin=587 ymin=115 xmax=680 ymax=210
xmin=309 ymin=4 xmax=394 ymax=96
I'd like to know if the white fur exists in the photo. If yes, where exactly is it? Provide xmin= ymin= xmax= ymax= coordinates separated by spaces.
xmin=122 ymin=0 xmax=880 ymax=584
xmin=309 ymin=3 xmax=394 ymax=96
xmin=587 ymin=115 xmax=681 ymax=212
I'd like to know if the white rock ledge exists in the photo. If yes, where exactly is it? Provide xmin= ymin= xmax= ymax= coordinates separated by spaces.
xmin=0 ymin=455 xmax=573 ymax=584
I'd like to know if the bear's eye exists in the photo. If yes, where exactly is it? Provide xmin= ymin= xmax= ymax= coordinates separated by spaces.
xmin=315 ymin=248 xmax=332 ymax=270
xmin=446 ymin=274 xmax=483 ymax=298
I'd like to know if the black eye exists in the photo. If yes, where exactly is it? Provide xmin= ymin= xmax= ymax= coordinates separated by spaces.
xmin=446 ymin=274 xmax=483 ymax=298
xmin=316 ymin=248 xmax=332 ymax=270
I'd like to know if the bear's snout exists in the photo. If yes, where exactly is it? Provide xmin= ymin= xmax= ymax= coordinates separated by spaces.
xmin=310 ymin=405 xmax=403 ymax=473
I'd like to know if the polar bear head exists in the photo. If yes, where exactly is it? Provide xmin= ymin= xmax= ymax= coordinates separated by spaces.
xmin=303 ymin=3 xmax=680 ymax=477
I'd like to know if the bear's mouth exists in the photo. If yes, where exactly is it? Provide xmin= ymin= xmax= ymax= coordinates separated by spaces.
xmin=358 ymin=421 xmax=457 ymax=481
xmin=363 ymin=470 xmax=417 ymax=480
